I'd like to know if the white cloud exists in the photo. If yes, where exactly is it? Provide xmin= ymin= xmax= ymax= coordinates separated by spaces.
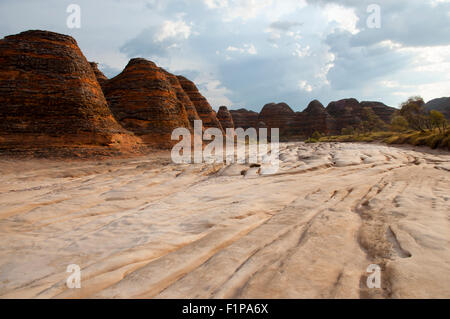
xmin=380 ymin=80 xmax=399 ymax=88
xmin=154 ymin=19 xmax=192 ymax=42
xmin=298 ymin=80 xmax=313 ymax=92
xmin=226 ymin=43 xmax=257 ymax=55
xmin=204 ymin=0 xmax=229 ymax=9
xmin=247 ymin=44 xmax=257 ymax=55
xmin=195 ymin=75 xmax=233 ymax=107
xmin=323 ymin=3 xmax=359 ymax=34
xmin=292 ymin=43 xmax=310 ymax=58
xmin=203 ymin=0 xmax=307 ymax=22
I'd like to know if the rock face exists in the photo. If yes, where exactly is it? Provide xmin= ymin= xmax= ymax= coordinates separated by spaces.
xmin=229 ymin=99 xmax=396 ymax=138
xmin=103 ymin=58 xmax=191 ymax=148
xmin=326 ymin=98 xmax=363 ymax=132
xmin=89 ymin=62 xmax=108 ymax=89
xmin=258 ymin=102 xmax=295 ymax=136
xmin=217 ymin=106 xmax=235 ymax=132
xmin=229 ymin=108 xmax=259 ymax=130
xmin=161 ymin=69 xmax=201 ymax=130
xmin=0 ymin=30 xmax=138 ymax=155
xmin=177 ymin=76 xmax=224 ymax=133
xmin=425 ymin=97 xmax=450 ymax=119
xmin=284 ymin=100 xmax=337 ymax=138
xmin=360 ymin=101 xmax=396 ymax=123
xmin=300 ymin=100 xmax=337 ymax=136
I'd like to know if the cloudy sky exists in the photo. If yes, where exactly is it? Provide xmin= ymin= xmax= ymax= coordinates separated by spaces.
xmin=1 ymin=0 xmax=450 ymax=111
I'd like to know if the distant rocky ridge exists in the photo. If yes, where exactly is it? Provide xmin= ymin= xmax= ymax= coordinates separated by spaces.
xmin=0 ymin=29 xmax=441 ymax=157
xmin=425 ymin=97 xmax=450 ymax=119
xmin=360 ymin=101 xmax=397 ymax=123
xmin=216 ymin=106 xmax=234 ymax=131
xmin=258 ymin=102 xmax=295 ymax=136
xmin=229 ymin=109 xmax=259 ymax=130
xmin=290 ymin=100 xmax=337 ymax=137
xmin=229 ymin=99 xmax=396 ymax=139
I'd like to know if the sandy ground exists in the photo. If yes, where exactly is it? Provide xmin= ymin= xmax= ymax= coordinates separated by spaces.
xmin=0 ymin=142 xmax=449 ymax=299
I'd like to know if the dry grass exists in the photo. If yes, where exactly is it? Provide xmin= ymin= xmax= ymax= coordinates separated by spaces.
xmin=315 ymin=130 xmax=450 ymax=150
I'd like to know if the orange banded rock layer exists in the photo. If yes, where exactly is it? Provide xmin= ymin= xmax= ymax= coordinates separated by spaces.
xmin=0 ymin=30 xmax=140 ymax=156
xmin=103 ymin=58 xmax=191 ymax=148
xmin=177 ymin=75 xmax=224 ymax=133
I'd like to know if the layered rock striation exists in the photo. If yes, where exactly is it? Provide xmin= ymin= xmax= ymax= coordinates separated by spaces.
xmin=229 ymin=108 xmax=259 ymax=130
xmin=292 ymin=100 xmax=337 ymax=136
xmin=177 ymin=76 xmax=224 ymax=133
xmin=89 ymin=62 xmax=108 ymax=89
xmin=103 ymin=58 xmax=191 ymax=148
xmin=0 ymin=30 xmax=139 ymax=155
xmin=360 ymin=101 xmax=397 ymax=123
xmin=217 ymin=106 xmax=235 ymax=132
xmin=258 ymin=102 xmax=295 ymax=137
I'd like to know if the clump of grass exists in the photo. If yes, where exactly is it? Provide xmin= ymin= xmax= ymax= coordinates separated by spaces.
xmin=317 ymin=129 xmax=449 ymax=150
xmin=383 ymin=129 xmax=449 ymax=149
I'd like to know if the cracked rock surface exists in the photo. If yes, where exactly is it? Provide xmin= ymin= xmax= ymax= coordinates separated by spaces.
xmin=0 ymin=143 xmax=449 ymax=299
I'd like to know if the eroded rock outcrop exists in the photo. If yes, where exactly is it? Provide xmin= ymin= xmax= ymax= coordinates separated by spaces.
xmin=289 ymin=100 xmax=336 ymax=137
xmin=89 ymin=62 xmax=108 ymax=89
xmin=161 ymin=69 xmax=202 ymax=130
xmin=360 ymin=101 xmax=396 ymax=123
xmin=258 ymin=102 xmax=295 ymax=136
xmin=326 ymin=99 xmax=396 ymax=132
xmin=229 ymin=108 xmax=259 ymax=130
xmin=326 ymin=98 xmax=362 ymax=132
xmin=177 ymin=76 xmax=224 ymax=133
xmin=0 ymin=30 xmax=139 ymax=156
xmin=217 ymin=106 xmax=235 ymax=132
xmin=103 ymin=58 xmax=191 ymax=148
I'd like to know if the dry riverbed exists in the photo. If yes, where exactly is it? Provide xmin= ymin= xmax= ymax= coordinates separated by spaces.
xmin=0 ymin=142 xmax=449 ymax=299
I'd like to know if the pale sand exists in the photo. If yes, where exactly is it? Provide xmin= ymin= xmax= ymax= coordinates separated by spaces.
xmin=0 ymin=142 xmax=449 ymax=299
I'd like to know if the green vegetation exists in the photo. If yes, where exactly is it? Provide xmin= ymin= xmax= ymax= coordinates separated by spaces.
xmin=307 ymin=96 xmax=449 ymax=150
xmin=317 ymin=130 xmax=449 ymax=150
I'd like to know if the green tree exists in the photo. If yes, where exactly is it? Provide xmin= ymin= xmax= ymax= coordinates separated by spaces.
xmin=398 ymin=96 xmax=429 ymax=132
xmin=429 ymin=110 xmax=447 ymax=133
xmin=391 ymin=115 xmax=409 ymax=132
xmin=341 ymin=126 xmax=354 ymax=135
xmin=360 ymin=107 xmax=387 ymax=132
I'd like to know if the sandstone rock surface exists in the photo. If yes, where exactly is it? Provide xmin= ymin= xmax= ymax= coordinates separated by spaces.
xmin=103 ymin=58 xmax=191 ymax=148
xmin=287 ymin=100 xmax=337 ymax=137
xmin=217 ymin=106 xmax=235 ymax=132
xmin=89 ymin=62 xmax=108 ymax=89
xmin=230 ymin=108 xmax=259 ymax=130
xmin=161 ymin=69 xmax=201 ymax=130
xmin=326 ymin=98 xmax=362 ymax=132
xmin=0 ymin=30 xmax=138 ymax=156
xmin=360 ymin=101 xmax=396 ymax=123
xmin=258 ymin=102 xmax=295 ymax=137
xmin=1 ymin=143 xmax=449 ymax=299
xmin=177 ymin=76 xmax=224 ymax=133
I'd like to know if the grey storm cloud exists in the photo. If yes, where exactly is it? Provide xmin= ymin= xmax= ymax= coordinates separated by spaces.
xmin=269 ymin=20 xmax=303 ymax=31
xmin=308 ymin=0 xmax=450 ymax=47
xmin=1 ymin=0 xmax=450 ymax=109
xmin=325 ymin=30 xmax=413 ymax=90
